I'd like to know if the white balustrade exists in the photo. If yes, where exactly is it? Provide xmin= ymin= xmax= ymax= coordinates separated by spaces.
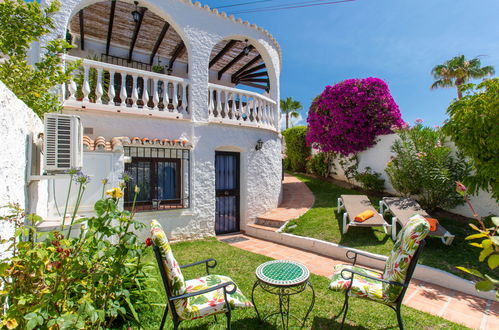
xmin=207 ymin=83 xmax=278 ymax=131
xmin=64 ymin=55 xmax=190 ymax=119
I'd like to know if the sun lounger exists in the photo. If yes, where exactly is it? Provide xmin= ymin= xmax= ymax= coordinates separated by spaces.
xmin=379 ymin=197 xmax=455 ymax=245
xmin=337 ymin=195 xmax=391 ymax=235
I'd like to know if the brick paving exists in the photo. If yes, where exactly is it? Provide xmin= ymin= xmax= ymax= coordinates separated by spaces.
xmin=226 ymin=173 xmax=498 ymax=329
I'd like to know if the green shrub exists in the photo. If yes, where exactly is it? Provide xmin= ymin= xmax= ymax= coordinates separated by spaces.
xmin=385 ymin=123 xmax=471 ymax=211
xmin=0 ymin=173 xmax=158 ymax=329
xmin=354 ymin=167 xmax=385 ymax=193
xmin=306 ymin=152 xmax=329 ymax=177
xmin=282 ymin=126 xmax=311 ymax=172
xmin=443 ymin=78 xmax=499 ymax=200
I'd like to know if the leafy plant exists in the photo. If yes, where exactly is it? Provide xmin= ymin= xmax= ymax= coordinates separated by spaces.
xmin=455 ymin=182 xmax=498 ymax=300
xmin=151 ymin=65 xmax=165 ymax=74
xmin=280 ymin=97 xmax=302 ymax=130
xmin=0 ymin=173 xmax=158 ymax=329
xmin=0 ymin=0 xmax=78 ymax=117
xmin=338 ymin=154 xmax=359 ymax=182
xmin=306 ymin=77 xmax=404 ymax=156
xmin=430 ymin=55 xmax=495 ymax=99
xmin=306 ymin=152 xmax=330 ymax=178
xmin=354 ymin=167 xmax=385 ymax=193
xmin=282 ymin=126 xmax=311 ymax=172
xmin=443 ymin=78 xmax=499 ymax=200
xmin=385 ymin=122 xmax=470 ymax=210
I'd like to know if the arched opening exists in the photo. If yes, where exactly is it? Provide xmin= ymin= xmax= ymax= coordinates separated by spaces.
xmin=65 ymin=1 xmax=190 ymax=116
xmin=68 ymin=0 xmax=188 ymax=76
xmin=209 ymin=39 xmax=270 ymax=93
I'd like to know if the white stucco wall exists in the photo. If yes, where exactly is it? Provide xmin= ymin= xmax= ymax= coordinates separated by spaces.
xmin=0 ymin=82 xmax=48 ymax=256
xmin=330 ymin=134 xmax=498 ymax=218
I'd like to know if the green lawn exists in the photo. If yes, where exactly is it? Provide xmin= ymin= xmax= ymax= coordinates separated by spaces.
xmin=282 ymin=172 xmax=488 ymax=280
xmin=137 ymin=238 xmax=465 ymax=329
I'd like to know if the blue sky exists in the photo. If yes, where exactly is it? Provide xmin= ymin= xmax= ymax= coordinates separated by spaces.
xmin=202 ymin=0 xmax=499 ymax=126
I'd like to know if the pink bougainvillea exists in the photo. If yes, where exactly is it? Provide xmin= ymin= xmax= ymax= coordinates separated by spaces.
xmin=306 ymin=77 xmax=405 ymax=155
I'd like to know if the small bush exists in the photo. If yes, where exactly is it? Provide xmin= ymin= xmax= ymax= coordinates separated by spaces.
xmin=385 ymin=123 xmax=470 ymax=210
xmin=306 ymin=152 xmax=329 ymax=177
xmin=283 ymin=126 xmax=311 ymax=172
xmin=354 ymin=167 xmax=385 ymax=193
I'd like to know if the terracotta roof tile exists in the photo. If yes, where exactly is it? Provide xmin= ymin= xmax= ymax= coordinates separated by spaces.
xmin=83 ymin=136 xmax=190 ymax=151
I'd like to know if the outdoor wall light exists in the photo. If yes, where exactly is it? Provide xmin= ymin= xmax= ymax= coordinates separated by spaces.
xmin=255 ymin=139 xmax=264 ymax=151
xmin=242 ymin=39 xmax=251 ymax=56
xmin=131 ymin=1 xmax=141 ymax=22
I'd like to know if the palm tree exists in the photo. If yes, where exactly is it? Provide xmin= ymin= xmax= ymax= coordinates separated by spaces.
xmin=431 ymin=55 xmax=495 ymax=99
xmin=280 ymin=97 xmax=302 ymax=129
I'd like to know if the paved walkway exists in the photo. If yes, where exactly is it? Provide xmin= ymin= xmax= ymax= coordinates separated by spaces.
xmin=219 ymin=234 xmax=498 ymax=329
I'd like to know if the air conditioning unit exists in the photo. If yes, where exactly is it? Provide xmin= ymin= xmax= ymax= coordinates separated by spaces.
xmin=43 ymin=113 xmax=83 ymax=173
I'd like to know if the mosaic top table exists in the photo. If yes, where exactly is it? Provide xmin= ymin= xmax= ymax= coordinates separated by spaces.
xmin=251 ymin=260 xmax=315 ymax=329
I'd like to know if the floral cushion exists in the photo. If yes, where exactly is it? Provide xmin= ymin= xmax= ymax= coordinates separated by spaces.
xmin=329 ymin=264 xmax=385 ymax=302
xmin=178 ymin=275 xmax=253 ymax=320
xmin=382 ymin=214 xmax=430 ymax=302
xmin=150 ymin=220 xmax=188 ymax=315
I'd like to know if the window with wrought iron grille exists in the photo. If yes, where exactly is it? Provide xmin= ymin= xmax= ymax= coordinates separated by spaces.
xmin=124 ymin=146 xmax=190 ymax=211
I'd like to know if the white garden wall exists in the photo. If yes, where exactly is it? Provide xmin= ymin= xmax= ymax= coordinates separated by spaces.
xmin=330 ymin=134 xmax=498 ymax=218
xmin=0 ymin=82 xmax=48 ymax=257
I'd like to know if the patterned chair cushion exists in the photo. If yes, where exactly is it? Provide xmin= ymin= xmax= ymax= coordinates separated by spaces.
xmin=150 ymin=220 xmax=188 ymax=315
xmin=382 ymin=214 xmax=430 ymax=302
xmin=329 ymin=264 xmax=385 ymax=302
xmin=179 ymin=274 xmax=253 ymax=320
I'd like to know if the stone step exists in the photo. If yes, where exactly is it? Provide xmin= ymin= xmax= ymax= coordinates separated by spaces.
xmin=255 ymin=216 xmax=287 ymax=228
xmin=247 ymin=223 xmax=278 ymax=232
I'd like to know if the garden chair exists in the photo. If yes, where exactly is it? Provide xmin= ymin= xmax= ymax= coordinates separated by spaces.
xmin=337 ymin=195 xmax=391 ymax=235
xmin=329 ymin=215 xmax=430 ymax=330
xmin=150 ymin=220 xmax=252 ymax=330
xmin=379 ymin=197 xmax=455 ymax=245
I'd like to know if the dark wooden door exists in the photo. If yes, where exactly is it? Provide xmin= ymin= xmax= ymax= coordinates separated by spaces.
xmin=215 ymin=152 xmax=240 ymax=234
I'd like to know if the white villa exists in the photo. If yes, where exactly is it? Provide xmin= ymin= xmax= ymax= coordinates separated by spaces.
xmin=28 ymin=0 xmax=283 ymax=239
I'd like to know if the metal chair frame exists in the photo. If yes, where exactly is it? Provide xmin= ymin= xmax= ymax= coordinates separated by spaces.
xmin=153 ymin=245 xmax=238 ymax=330
xmin=336 ymin=241 xmax=426 ymax=330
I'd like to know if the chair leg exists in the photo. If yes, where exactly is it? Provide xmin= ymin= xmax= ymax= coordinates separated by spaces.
xmin=226 ymin=311 xmax=232 ymax=330
xmin=340 ymin=294 xmax=350 ymax=330
xmin=342 ymin=213 xmax=349 ymax=234
xmin=159 ymin=306 xmax=168 ymax=330
xmin=396 ymin=304 xmax=404 ymax=330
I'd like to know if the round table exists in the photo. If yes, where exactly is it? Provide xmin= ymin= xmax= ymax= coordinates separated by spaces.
xmin=251 ymin=260 xmax=315 ymax=329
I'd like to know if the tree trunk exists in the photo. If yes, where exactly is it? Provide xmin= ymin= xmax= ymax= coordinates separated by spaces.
xmin=456 ymin=79 xmax=463 ymax=99
xmin=285 ymin=112 xmax=289 ymax=129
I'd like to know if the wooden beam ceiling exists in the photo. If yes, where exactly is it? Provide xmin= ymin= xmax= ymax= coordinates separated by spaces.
xmin=149 ymin=22 xmax=170 ymax=65
xmin=79 ymin=10 xmax=85 ymax=50
xmin=233 ymin=63 xmax=266 ymax=81
xmin=238 ymin=81 xmax=269 ymax=91
xmin=232 ymin=55 xmax=262 ymax=79
xmin=209 ymin=40 xmax=236 ymax=68
xmin=105 ymin=0 xmax=117 ymax=55
xmin=237 ymin=78 xmax=269 ymax=84
xmin=127 ymin=6 xmax=147 ymax=62
xmin=234 ymin=71 xmax=268 ymax=81
xmin=218 ymin=45 xmax=254 ymax=80
xmin=168 ymin=41 xmax=185 ymax=73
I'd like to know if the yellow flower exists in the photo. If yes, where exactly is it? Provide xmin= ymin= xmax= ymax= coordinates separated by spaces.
xmin=106 ymin=187 xmax=123 ymax=199
xmin=3 ymin=319 xmax=18 ymax=329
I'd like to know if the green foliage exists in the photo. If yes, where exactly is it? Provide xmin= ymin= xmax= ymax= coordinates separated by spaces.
xmin=443 ymin=78 xmax=499 ymax=200
xmin=354 ymin=167 xmax=385 ymax=193
xmin=280 ymin=97 xmax=302 ymax=130
xmin=385 ymin=124 xmax=470 ymax=210
xmin=430 ymin=54 xmax=495 ymax=99
xmin=282 ymin=126 xmax=310 ymax=172
xmin=455 ymin=187 xmax=498 ymax=300
xmin=306 ymin=152 xmax=330 ymax=178
xmin=0 ymin=177 xmax=158 ymax=328
xmin=0 ymin=0 xmax=77 ymax=117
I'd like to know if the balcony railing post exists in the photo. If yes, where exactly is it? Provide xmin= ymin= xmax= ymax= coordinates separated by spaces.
xmin=82 ymin=65 xmax=90 ymax=102
xmin=108 ymin=70 xmax=115 ymax=105
xmin=119 ymin=72 xmax=127 ymax=107
xmin=131 ymin=75 xmax=139 ymax=108
xmin=153 ymin=78 xmax=159 ymax=111
xmin=142 ymin=77 xmax=149 ymax=109
xmin=95 ymin=68 xmax=103 ymax=104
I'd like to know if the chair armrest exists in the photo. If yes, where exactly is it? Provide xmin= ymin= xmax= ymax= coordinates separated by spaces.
xmin=169 ymin=281 xmax=237 ymax=301
xmin=346 ymin=249 xmax=386 ymax=266
xmin=180 ymin=258 xmax=217 ymax=275
xmin=340 ymin=268 xmax=405 ymax=288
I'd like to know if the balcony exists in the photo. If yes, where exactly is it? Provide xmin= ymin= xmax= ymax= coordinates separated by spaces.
xmin=63 ymin=55 xmax=279 ymax=131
